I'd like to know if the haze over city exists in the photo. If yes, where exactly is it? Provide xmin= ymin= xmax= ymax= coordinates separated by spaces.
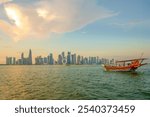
xmin=0 ymin=0 xmax=150 ymax=64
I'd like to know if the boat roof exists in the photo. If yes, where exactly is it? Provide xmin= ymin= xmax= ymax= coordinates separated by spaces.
xmin=116 ymin=58 xmax=147 ymax=63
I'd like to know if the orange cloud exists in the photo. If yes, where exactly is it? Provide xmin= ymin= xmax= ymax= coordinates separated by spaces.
xmin=0 ymin=0 xmax=118 ymax=41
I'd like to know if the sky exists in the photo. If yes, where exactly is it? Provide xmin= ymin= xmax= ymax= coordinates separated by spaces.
xmin=0 ymin=0 xmax=150 ymax=64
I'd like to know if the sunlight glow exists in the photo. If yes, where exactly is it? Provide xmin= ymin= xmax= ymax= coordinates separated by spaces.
xmin=5 ymin=7 xmax=22 ymax=27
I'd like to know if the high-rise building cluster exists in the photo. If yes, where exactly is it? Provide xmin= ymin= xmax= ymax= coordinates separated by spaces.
xmin=35 ymin=51 xmax=112 ymax=65
xmin=35 ymin=53 xmax=54 ymax=65
xmin=6 ymin=49 xmax=114 ymax=65
xmin=6 ymin=49 xmax=32 ymax=65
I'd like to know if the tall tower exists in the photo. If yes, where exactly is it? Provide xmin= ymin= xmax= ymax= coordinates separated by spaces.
xmin=50 ymin=53 xmax=54 ymax=65
xmin=72 ymin=54 xmax=76 ymax=64
xmin=48 ymin=53 xmax=54 ymax=65
xmin=77 ymin=55 xmax=81 ymax=65
xmin=28 ymin=49 xmax=32 ymax=65
xmin=67 ymin=52 xmax=71 ymax=64
xmin=58 ymin=54 xmax=63 ymax=65
xmin=21 ymin=53 xmax=24 ymax=65
xmin=62 ymin=52 xmax=66 ymax=64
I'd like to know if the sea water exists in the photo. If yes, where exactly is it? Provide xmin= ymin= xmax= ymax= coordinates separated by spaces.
xmin=0 ymin=65 xmax=150 ymax=100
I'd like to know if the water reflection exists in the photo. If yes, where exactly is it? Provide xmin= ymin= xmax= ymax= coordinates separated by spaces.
xmin=119 ymin=71 xmax=142 ymax=78
xmin=104 ymin=70 xmax=144 ymax=78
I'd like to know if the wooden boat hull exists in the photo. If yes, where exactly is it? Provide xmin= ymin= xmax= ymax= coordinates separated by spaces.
xmin=102 ymin=64 xmax=146 ymax=72
xmin=102 ymin=58 xmax=147 ymax=72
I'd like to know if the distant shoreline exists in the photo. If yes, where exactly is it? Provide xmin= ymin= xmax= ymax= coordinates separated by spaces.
xmin=0 ymin=64 xmax=101 ymax=66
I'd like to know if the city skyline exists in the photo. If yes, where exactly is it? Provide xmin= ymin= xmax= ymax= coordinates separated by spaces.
xmin=6 ymin=49 xmax=32 ymax=65
xmin=6 ymin=49 xmax=112 ymax=65
xmin=0 ymin=0 xmax=150 ymax=64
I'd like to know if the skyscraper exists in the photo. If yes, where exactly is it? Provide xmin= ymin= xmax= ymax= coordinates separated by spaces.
xmin=6 ymin=57 xmax=9 ymax=65
xmin=43 ymin=57 xmax=48 ymax=64
xmin=67 ymin=52 xmax=71 ymax=64
xmin=58 ymin=54 xmax=63 ymax=65
xmin=80 ymin=56 xmax=83 ymax=64
xmin=35 ymin=56 xmax=43 ymax=65
xmin=6 ymin=57 xmax=16 ymax=65
xmin=62 ymin=52 xmax=66 ymax=64
xmin=21 ymin=52 xmax=24 ymax=65
xmin=72 ymin=54 xmax=76 ymax=64
xmin=12 ymin=57 xmax=16 ymax=65
xmin=62 ymin=52 xmax=65 ymax=59
xmin=83 ymin=57 xmax=88 ymax=64
xmin=77 ymin=55 xmax=81 ymax=65
xmin=6 ymin=57 xmax=11 ymax=65
xmin=48 ymin=53 xmax=54 ymax=65
xmin=28 ymin=49 xmax=32 ymax=65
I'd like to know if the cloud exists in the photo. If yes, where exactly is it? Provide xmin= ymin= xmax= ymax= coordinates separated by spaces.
xmin=0 ymin=0 xmax=117 ymax=41
xmin=0 ymin=0 xmax=12 ymax=4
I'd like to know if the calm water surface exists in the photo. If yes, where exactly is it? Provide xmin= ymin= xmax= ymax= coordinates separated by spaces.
xmin=0 ymin=65 xmax=150 ymax=100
